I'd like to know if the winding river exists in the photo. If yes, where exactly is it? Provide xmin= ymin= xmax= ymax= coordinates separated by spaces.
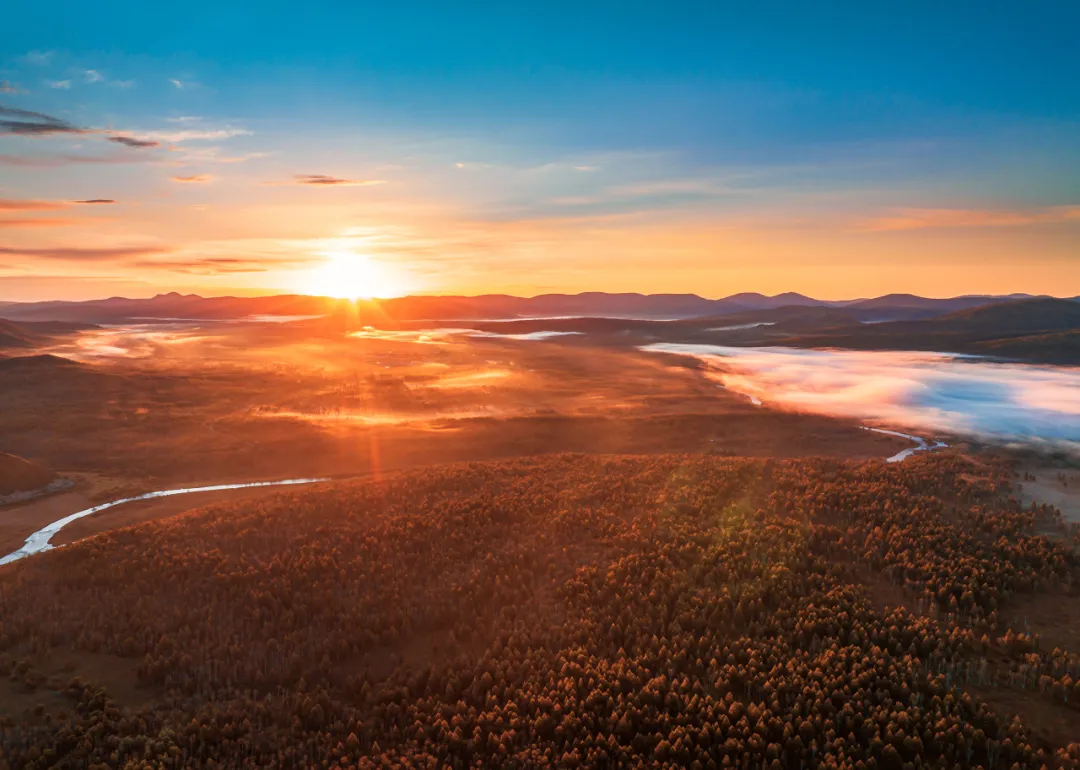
xmin=0 ymin=424 xmax=947 ymax=567
xmin=0 ymin=478 xmax=327 ymax=566
xmin=863 ymin=427 xmax=949 ymax=463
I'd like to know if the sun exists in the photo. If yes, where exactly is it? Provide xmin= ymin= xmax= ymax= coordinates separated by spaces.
xmin=304 ymin=250 xmax=409 ymax=300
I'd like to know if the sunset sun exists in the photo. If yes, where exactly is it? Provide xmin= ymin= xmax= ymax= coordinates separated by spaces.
xmin=304 ymin=250 xmax=409 ymax=300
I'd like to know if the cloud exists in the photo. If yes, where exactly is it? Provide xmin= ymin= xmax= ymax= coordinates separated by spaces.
xmin=130 ymin=256 xmax=270 ymax=275
xmin=72 ymin=199 xmax=116 ymax=204
xmin=47 ymin=80 xmax=71 ymax=89
xmin=110 ymin=80 xmax=135 ymax=89
xmin=169 ymin=78 xmax=198 ymax=90
xmin=0 ymin=81 xmax=25 ymax=95
xmin=134 ymin=127 xmax=251 ymax=142
xmin=0 ymin=245 xmax=169 ymax=262
xmin=82 ymin=69 xmax=104 ymax=84
xmin=108 ymin=135 xmax=161 ymax=149
xmin=23 ymin=51 xmax=53 ymax=66
xmin=170 ymin=145 xmax=268 ymax=164
xmin=643 ymin=344 xmax=1080 ymax=453
xmin=0 ymin=105 xmax=86 ymax=136
xmin=858 ymin=206 xmax=1080 ymax=232
xmin=287 ymin=174 xmax=386 ymax=187
xmin=0 ymin=153 xmax=154 ymax=167
xmin=170 ymin=174 xmax=212 ymax=183
xmin=0 ymin=217 xmax=79 ymax=228
xmin=0 ymin=198 xmax=68 ymax=211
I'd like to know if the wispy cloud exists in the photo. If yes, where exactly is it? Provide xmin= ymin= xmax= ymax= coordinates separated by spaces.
xmin=131 ymin=256 xmax=273 ymax=275
xmin=169 ymin=78 xmax=199 ymax=90
xmin=170 ymin=174 xmax=213 ymax=183
xmin=0 ymin=81 xmax=26 ymax=95
xmin=0 ymin=217 xmax=79 ymax=228
xmin=0 ymin=105 xmax=86 ymax=136
xmin=108 ymin=135 xmax=161 ymax=149
xmin=81 ymin=69 xmax=104 ymax=84
xmin=283 ymin=174 xmax=386 ymax=187
xmin=0 ymin=245 xmax=169 ymax=261
xmin=858 ymin=206 xmax=1080 ymax=232
xmin=73 ymin=199 xmax=116 ymax=204
xmin=0 ymin=198 xmax=69 ymax=211
xmin=0 ymin=153 xmax=155 ymax=167
xmin=23 ymin=51 xmax=53 ymax=66
xmin=134 ymin=127 xmax=251 ymax=142
xmin=110 ymin=80 xmax=135 ymax=89
xmin=47 ymin=80 xmax=71 ymax=89
xmin=172 ymin=146 xmax=268 ymax=164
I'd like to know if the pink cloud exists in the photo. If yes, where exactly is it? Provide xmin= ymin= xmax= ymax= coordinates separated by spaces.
xmin=858 ymin=206 xmax=1080 ymax=232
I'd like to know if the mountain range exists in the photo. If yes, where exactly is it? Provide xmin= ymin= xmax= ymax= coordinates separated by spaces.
xmin=0 ymin=291 xmax=1072 ymax=325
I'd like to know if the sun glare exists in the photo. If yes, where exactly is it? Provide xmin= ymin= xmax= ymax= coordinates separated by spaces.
xmin=304 ymin=250 xmax=409 ymax=300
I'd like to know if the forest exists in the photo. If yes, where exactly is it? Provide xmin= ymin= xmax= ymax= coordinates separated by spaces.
xmin=0 ymin=453 xmax=1079 ymax=768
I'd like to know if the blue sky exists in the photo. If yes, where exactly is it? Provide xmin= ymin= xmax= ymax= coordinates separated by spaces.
xmin=1 ymin=1 xmax=1078 ymax=300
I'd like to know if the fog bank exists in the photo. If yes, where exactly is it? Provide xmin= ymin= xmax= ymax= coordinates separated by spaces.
xmin=644 ymin=344 xmax=1080 ymax=452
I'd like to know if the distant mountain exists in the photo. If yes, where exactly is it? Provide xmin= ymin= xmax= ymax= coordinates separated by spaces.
xmin=2 ymin=291 xmax=1069 ymax=325
xmin=720 ymin=292 xmax=824 ymax=309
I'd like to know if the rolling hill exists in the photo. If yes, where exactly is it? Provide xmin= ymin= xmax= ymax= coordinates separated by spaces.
xmin=0 ymin=451 xmax=54 ymax=495
xmin=778 ymin=297 xmax=1080 ymax=363
xmin=0 ymin=319 xmax=42 ymax=350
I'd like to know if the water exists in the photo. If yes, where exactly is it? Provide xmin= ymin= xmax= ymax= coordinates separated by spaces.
xmin=0 ymin=478 xmax=328 ymax=566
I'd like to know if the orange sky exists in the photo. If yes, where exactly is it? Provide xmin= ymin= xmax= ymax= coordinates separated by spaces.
xmin=3 ymin=195 xmax=1078 ymax=302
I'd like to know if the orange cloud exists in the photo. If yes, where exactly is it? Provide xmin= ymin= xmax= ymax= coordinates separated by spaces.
xmin=0 ymin=217 xmax=79 ymax=227
xmin=858 ymin=206 xmax=1080 ymax=232
xmin=287 ymin=175 xmax=385 ymax=187
xmin=0 ymin=198 xmax=69 ymax=211
xmin=171 ymin=174 xmax=213 ymax=183
xmin=0 ymin=245 xmax=170 ymax=261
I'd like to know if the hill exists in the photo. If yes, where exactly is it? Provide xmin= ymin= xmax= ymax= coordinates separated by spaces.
xmin=0 ymin=353 xmax=83 ymax=371
xmin=0 ymin=451 xmax=54 ymax=495
xmin=1 ymin=454 xmax=1078 ymax=766
xmin=0 ymin=318 xmax=97 ymax=352
xmin=0 ymin=320 xmax=41 ymax=350
xmin=930 ymin=296 xmax=1080 ymax=334
xmin=779 ymin=297 xmax=1080 ymax=363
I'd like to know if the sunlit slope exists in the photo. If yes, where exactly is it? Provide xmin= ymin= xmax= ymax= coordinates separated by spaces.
xmin=0 ymin=320 xmax=41 ymax=350
xmin=1 ymin=454 xmax=1079 ymax=766
xmin=0 ymin=451 xmax=54 ymax=495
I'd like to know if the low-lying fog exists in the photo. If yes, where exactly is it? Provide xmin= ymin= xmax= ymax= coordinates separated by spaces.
xmin=645 ymin=344 xmax=1080 ymax=452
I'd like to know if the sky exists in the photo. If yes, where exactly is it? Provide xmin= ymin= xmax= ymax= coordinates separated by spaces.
xmin=1 ymin=1 xmax=1079 ymax=301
